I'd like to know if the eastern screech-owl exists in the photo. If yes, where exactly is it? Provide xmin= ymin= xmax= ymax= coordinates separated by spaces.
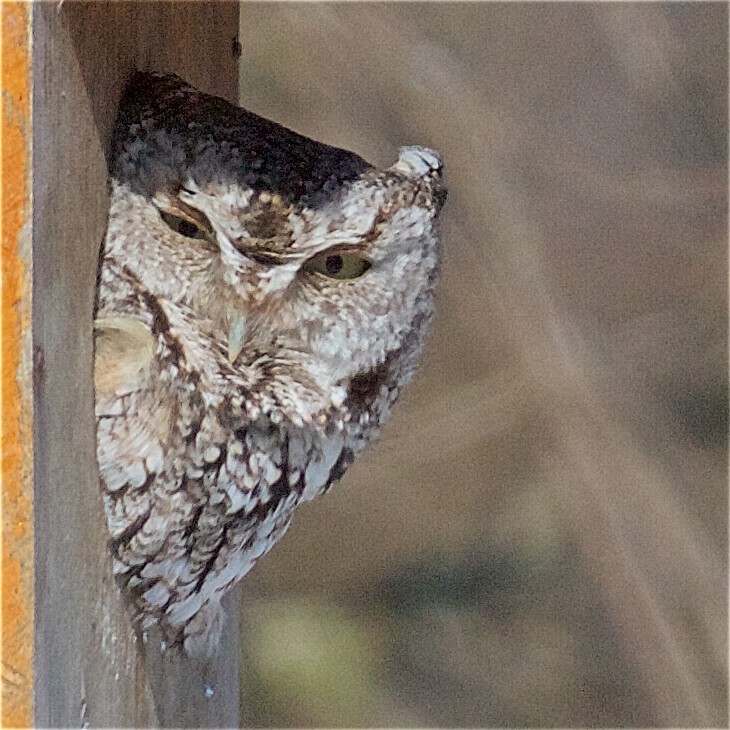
xmin=94 ymin=72 xmax=445 ymax=657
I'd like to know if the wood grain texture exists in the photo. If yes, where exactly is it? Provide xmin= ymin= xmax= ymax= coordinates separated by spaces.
xmin=31 ymin=2 xmax=240 ymax=727
xmin=1 ymin=4 xmax=34 ymax=727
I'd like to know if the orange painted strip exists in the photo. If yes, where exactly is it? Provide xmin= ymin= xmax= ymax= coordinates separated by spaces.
xmin=1 ymin=2 xmax=33 ymax=728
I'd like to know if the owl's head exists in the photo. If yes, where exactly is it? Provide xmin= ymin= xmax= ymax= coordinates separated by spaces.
xmin=106 ymin=72 xmax=445 ymax=426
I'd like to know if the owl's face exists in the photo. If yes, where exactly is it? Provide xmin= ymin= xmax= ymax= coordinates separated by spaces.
xmin=106 ymin=73 xmax=445 ymax=421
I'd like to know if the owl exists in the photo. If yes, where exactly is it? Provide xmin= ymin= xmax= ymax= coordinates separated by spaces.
xmin=94 ymin=71 xmax=445 ymax=657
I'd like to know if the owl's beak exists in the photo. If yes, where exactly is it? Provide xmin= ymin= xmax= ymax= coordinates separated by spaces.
xmin=227 ymin=312 xmax=247 ymax=363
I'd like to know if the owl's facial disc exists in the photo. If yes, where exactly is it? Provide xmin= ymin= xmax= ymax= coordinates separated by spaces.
xmin=217 ymin=149 xmax=444 ymax=386
xmin=224 ymin=168 xmax=443 ymax=392
xmin=113 ymin=75 xmax=444 ymax=396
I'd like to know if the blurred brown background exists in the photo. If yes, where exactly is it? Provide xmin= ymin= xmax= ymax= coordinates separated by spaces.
xmin=236 ymin=4 xmax=727 ymax=727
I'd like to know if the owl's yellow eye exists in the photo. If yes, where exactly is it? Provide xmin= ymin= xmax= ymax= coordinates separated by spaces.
xmin=159 ymin=210 xmax=209 ymax=240
xmin=303 ymin=252 xmax=371 ymax=280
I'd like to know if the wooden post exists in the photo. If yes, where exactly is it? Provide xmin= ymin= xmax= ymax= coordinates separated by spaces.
xmin=2 ymin=2 xmax=241 ymax=726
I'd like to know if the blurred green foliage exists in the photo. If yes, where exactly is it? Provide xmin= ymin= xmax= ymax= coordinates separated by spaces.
xmin=243 ymin=599 xmax=379 ymax=726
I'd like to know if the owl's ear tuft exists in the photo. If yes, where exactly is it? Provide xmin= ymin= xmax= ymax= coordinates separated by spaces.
xmin=388 ymin=146 xmax=446 ymax=214
xmin=391 ymin=146 xmax=443 ymax=180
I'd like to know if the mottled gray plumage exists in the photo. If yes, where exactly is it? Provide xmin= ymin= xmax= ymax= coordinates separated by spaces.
xmin=95 ymin=72 xmax=445 ymax=657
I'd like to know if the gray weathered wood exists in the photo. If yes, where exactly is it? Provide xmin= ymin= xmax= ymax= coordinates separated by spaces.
xmin=32 ymin=2 xmax=240 ymax=726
